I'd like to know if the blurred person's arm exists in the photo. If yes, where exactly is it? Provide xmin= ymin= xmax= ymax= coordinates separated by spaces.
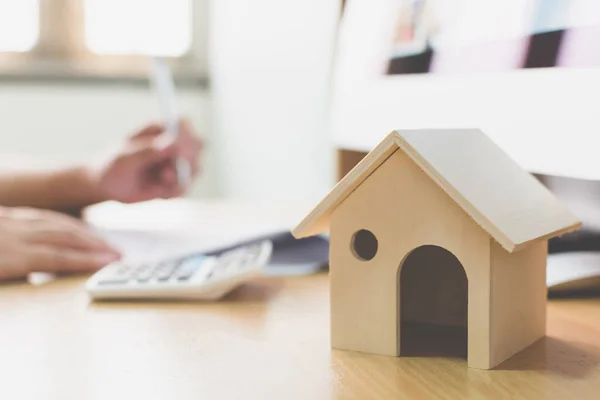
xmin=0 ymin=165 xmax=105 ymax=214
xmin=0 ymin=205 xmax=122 ymax=281
xmin=0 ymin=119 xmax=203 ymax=214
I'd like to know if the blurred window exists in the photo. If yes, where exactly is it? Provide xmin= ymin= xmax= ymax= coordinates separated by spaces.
xmin=84 ymin=0 xmax=192 ymax=56
xmin=0 ymin=0 xmax=206 ymax=82
xmin=0 ymin=0 xmax=39 ymax=52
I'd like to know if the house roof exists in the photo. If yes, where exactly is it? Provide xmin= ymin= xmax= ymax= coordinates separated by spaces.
xmin=292 ymin=129 xmax=581 ymax=253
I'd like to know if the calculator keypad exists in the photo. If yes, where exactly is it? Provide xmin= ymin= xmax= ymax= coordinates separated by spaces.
xmin=209 ymin=244 xmax=263 ymax=280
xmin=173 ymin=255 xmax=206 ymax=281
xmin=96 ymin=244 xmax=265 ymax=286
xmin=155 ymin=262 xmax=179 ymax=281
xmin=98 ymin=256 xmax=202 ymax=285
xmin=134 ymin=265 xmax=154 ymax=282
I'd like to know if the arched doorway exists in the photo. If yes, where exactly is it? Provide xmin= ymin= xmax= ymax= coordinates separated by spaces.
xmin=398 ymin=245 xmax=468 ymax=359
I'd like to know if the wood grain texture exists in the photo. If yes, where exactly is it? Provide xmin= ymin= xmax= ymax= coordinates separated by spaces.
xmin=329 ymin=150 xmax=491 ymax=368
xmin=490 ymin=239 xmax=548 ymax=367
xmin=2 ymin=272 xmax=600 ymax=400
xmin=394 ymin=129 xmax=581 ymax=252
xmin=293 ymin=129 xmax=581 ymax=253
xmin=0 ymin=200 xmax=593 ymax=399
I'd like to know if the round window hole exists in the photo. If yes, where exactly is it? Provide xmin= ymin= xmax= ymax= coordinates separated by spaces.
xmin=351 ymin=229 xmax=378 ymax=261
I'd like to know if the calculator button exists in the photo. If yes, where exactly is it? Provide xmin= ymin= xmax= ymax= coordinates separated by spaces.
xmin=214 ymin=259 xmax=237 ymax=277
xmin=174 ymin=262 xmax=200 ymax=281
xmin=132 ymin=264 xmax=149 ymax=273
xmin=98 ymin=277 xmax=129 ymax=285
xmin=114 ymin=265 xmax=133 ymax=277
xmin=114 ymin=266 xmax=127 ymax=273
xmin=97 ymin=264 xmax=134 ymax=284
xmin=240 ymin=258 xmax=254 ymax=268
xmin=175 ymin=255 xmax=208 ymax=281
xmin=154 ymin=261 xmax=180 ymax=281
xmin=98 ymin=275 xmax=131 ymax=285
xmin=134 ymin=265 xmax=154 ymax=282
xmin=175 ymin=273 xmax=195 ymax=281
xmin=246 ymin=245 xmax=262 ymax=257
xmin=216 ymin=253 xmax=236 ymax=265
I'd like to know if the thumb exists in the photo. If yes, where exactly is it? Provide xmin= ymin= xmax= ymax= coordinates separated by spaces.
xmin=135 ymin=135 xmax=177 ymax=162
xmin=153 ymin=131 xmax=177 ymax=150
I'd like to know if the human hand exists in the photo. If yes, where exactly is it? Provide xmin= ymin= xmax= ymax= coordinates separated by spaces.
xmin=88 ymin=118 xmax=203 ymax=204
xmin=0 ymin=206 xmax=121 ymax=282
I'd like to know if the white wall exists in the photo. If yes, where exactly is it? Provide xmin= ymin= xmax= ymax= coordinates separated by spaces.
xmin=0 ymin=83 xmax=217 ymax=198
xmin=209 ymin=0 xmax=340 ymax=204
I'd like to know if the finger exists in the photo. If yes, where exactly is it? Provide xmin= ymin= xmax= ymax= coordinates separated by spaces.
xmin=179 ymin=140 xmax=201 ymax=176
xmin=139 ymin=139 xmax=178 ymax=162
xmin=142 ymin=161 xmax=184 ymax=200
xmin=121 ymin=141 xmax=178 ymax=185
xmin=170 ymin=144 xmax=200 ymax=180
xmin=174 ymin=118 xmax=202 ymax=150
xmin=31 ymin=212 xmax=121 ymax=254
xmin=176 ymin=123 xmax=203 ymax=179
xmin=157 ymin=183 xmax=185 ymax=199
xmin=159 ymin=163 xmax=178 ymax=187
xmin=189 ymin=156 xmax=201 ymax=178
xmin=180 ymin=132 xmax=204 ymax=156
xmin=34 ymin=208 xmax=93 ymax=229
xmin=0 ymin=259 xmax=29 ymax=282
xmin=29 ymin=247 xmax=120 ymax=274
xmin=0 ymin=272 xmax=28 ymax=283
xmin=31 ymin=228 xmax=121 ymax=256
xmin=145 ymin=181 xmax=185 ymax=200
xmin=131 ymin=122 xmax=165 ymax=142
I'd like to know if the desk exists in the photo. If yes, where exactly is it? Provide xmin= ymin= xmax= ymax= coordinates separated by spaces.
xmin=2 ymin=200 xmax=600 ymax=399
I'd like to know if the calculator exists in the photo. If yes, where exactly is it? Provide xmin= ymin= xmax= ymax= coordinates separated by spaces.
xmin=85 ymin=240 xmax=273 ymax=301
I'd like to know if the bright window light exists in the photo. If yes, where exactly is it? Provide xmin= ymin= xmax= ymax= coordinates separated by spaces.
xmin=0 ymin=0 xmax=39 ymax=52
xmin=84 ymin=0 xmax=192 ymax=56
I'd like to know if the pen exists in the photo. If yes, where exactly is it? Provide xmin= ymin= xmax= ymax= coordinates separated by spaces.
xmin=149 ymin=56 xmax=191 ymax=188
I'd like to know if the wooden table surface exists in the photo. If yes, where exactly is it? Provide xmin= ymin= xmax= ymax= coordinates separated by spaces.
xmin=1 ymin=200 xmax=600 ymax=399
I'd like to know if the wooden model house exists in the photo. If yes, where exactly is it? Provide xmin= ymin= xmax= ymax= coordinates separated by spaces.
xmin=292 ymin=129 xmax=581 ymax=369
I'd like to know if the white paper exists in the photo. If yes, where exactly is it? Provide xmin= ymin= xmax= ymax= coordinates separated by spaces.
xmin=92 ymin=226 xmax=288 ymax=263
xmin=84 ymin=199 xmax=306 ymax=263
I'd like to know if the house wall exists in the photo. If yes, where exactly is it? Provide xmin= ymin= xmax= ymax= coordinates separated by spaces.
xmin=490 ymin=240 xmax=547 ymax=368
xmin=329 ymin=149 xmax=492 ymax=368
